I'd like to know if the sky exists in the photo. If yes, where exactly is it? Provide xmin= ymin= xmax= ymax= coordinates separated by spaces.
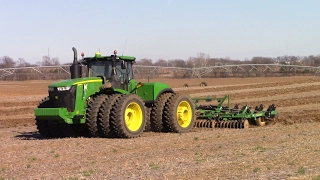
xmin=1 ymin=0 xmax=320 ymax=64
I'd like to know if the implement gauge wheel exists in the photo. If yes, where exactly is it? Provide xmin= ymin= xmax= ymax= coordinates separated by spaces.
xmin=256 ymin=117 xmax=266 ymax=126
xmin=110 ymin=94 xmax=146 ymax=138
xmin=199 ymin=82 xmax=207 ymax=87
xmin=163 ymin=94 xmax=196 ymax=133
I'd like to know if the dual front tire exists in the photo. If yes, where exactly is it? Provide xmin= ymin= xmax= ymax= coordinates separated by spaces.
xmin=86 ymin=94 xmax=147 ymax=138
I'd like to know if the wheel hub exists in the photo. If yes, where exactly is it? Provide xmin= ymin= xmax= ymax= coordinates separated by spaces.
xmin=177 ymin=101 xmax=192 ymax=128
xmin=125 ymin=102 xmax=142 ymax=131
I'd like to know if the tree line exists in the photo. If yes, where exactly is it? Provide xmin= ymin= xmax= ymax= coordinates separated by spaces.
xmin=1 ymin=53 xmax=319 ymax=81
xmin=0 ymin=56 xmax=60 ymax=69
xmin=135 ymin=53 xmax=320 ymax=68
xmin=1 ymin=53 xmax=320 ymax=69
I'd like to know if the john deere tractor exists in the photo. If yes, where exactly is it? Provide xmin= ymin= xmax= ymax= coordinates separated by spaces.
xmin=34 ymin=47 xmax=195 ymax=138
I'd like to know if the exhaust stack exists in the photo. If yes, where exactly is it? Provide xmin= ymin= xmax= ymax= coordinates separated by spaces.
xmin=70 ymin=47 xmax=81 ymax=79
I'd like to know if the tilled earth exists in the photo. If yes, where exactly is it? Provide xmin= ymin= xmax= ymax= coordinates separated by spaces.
xmin=0 ymin=76 xmax=320 ymax=179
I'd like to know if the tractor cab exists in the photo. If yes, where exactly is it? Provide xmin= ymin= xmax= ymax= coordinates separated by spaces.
xmin=71 ymin=48 xmax=136 ymax=91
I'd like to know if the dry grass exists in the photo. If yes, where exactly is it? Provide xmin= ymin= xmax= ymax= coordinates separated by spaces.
xmin=0 ymin=76 xmax=320 ymax=179
xmin=1 ymin=124 xmax=320 ymax=179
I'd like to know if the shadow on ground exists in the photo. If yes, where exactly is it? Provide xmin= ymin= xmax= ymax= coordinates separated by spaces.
xmin=14 ymin=131 xmax=44 ymax=140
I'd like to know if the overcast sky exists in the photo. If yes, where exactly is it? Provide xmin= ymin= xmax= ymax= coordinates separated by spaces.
xmin=1 ymin=0 xmax=320 ymax=64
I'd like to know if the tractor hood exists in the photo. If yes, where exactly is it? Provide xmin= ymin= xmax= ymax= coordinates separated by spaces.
xmin=48 ymin=77 xmax=102 ymax=87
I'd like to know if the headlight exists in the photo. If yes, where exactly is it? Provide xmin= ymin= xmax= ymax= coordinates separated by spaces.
xmin=57 ymin=86 xmax=71 ymax=91
xmin=48 ymin=87 xmax=54 ymax=91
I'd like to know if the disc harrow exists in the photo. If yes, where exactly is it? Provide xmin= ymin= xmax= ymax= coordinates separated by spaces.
xmin=194 ymin=119 xmax=249 ymax=129
xmin=194 ymin=120 xmax=215 ymax=128
xmin=192 ymin=95 xmax=278 ymax=129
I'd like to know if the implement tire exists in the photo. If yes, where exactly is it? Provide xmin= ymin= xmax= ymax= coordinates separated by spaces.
xmin=150 ymin=93 xmax=173 ymax=132
xmin=110 ymin=94 xmax=146 ymax=138
xmin=85 ymin=94 xmax=108 ymax=137
xmin=163 ymin=94 xmax=196 ymax=133
xmin=97 ymin=94 xmax=122 ymax=138
xmin=256 ymin=117 xmax=266 ymax=126
xmin=200 ymin=82 xmax=207 ymax=87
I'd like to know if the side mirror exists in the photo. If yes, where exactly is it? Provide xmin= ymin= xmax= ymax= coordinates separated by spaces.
xmin=121 ymin=60 xmax=127 ymax=69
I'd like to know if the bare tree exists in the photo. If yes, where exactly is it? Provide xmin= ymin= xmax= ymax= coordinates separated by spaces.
xmin=16 ymin=58 xmax=32 ymax=67
xmin=136 ymin=58 xmax=153 ymax=66
xmin=172 ymin=59 xmax=187 ymax=68
xmin=251 ymin=57 xmax=274 ymax=64
xmin=154 ymin=59 xmax=167 ymax=66
xmin=41 ymin=56 xmax=60 ymax=66
xmin=0 ymin=56 xmax=16 ymax=68
xmin=187 ymin=52 xmax=210 ymax=68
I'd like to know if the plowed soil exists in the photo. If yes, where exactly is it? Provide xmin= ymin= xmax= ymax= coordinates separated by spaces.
xmin=0 ymin=76 xmax=320 ymax=179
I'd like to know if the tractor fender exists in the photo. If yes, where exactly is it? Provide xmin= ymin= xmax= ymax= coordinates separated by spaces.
xmin=144 ymin=88 xmax=175 ymax=104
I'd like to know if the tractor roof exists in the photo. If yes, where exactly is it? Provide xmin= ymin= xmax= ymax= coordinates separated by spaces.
xmin=82 ymin=52 xmax=136 ymax=62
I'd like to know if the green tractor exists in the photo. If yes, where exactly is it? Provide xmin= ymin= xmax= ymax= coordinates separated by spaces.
xmin=34 ymin=47 xmax=195 ymax=138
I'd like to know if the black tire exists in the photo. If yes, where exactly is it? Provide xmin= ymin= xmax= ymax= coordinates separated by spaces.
xmin=144 ymin=106 xmax=152 ymax=132
xmin=59 ymin=124 xmax=83 ymax=138
xmin=35 ymin=97 xmax=54 ymax=138
xmin=36 ymin=119 xmax=52 ymax=138
xmin=110 ymin=94 xmax=146 ymax=138
xmin=48 ymin=122 xmax=63 ymax=138
xmin=97 ymin=94 xmax=122 ymax=138
xmin=163 ymin=94 xmax=196 ymax=133
xmin=150 ymin=93 xmax=173 ymax=132
xmin=85 ymin=94 xmax=108 ymax=137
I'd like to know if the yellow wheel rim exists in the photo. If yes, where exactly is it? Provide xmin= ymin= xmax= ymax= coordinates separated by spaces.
xmin=125 ymin=102 xmax=143 ymax=131
xmin=176 ymin=101 xmax=193 ymax=128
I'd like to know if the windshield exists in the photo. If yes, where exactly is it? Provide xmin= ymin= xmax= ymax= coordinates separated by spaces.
xmin=88 ymin=61 xmax=133 ymax=81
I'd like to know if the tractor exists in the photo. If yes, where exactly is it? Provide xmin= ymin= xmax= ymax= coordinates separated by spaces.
xmin=34 ymin=47 xmax=195 ymax=138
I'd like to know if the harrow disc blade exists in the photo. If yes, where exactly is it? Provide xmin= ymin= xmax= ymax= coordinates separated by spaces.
xmin=227 ymin=121 xmax=232 ymax=128
xmin=210 ymin=121 xmax=215 ymax=128
xmin=237 ymin=121 xmax=242 ymax=129
xmin=231 ymin=121 xmax=236 ymax=128
xmin=243 ymin=119 xmax=249 ymax=129
xmin=221 ymin=121 xmax=227 ymax=128
xmin=194 ymin=120 xmax=216 ymax=128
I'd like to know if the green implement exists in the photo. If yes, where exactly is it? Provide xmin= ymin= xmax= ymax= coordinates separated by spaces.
xmin=193 ymin=95 xmax=278 ymax=129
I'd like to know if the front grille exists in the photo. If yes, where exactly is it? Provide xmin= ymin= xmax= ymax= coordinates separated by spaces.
xmin=49 ymin=86 xmax=76 ymax=112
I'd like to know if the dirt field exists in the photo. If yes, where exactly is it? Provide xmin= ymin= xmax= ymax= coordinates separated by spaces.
xmin=0 ymin=76 xmax=320 ymax=179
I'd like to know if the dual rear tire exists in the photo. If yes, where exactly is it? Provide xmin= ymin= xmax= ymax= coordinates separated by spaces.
xmin=109 ymin=94 xmax=147 ymax=138
xmin=96 ymin=93 xmax=195 ymax=138
xmin=151 ymin=93 xmax=195 ymax=133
